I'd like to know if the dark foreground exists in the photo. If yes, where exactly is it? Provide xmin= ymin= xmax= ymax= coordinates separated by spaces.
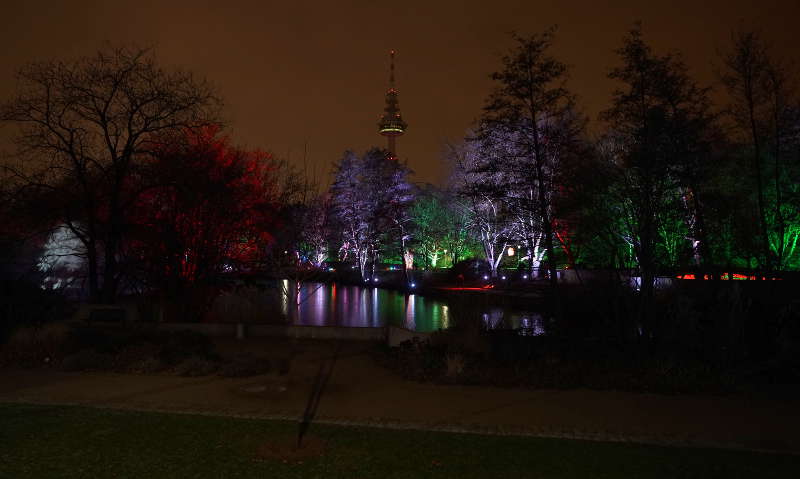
xmin=1 ymin=403 xmax=798 ymax=479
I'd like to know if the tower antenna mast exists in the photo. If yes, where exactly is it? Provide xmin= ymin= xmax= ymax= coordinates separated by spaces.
xmin=378 ymin=49 xmax=407 ymax=158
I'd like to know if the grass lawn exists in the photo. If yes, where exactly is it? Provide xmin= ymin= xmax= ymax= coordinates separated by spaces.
xmin=0 ymin=403 xmax=797 ymax=478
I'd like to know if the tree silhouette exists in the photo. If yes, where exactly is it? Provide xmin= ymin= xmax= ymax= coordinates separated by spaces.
xmin=1 ymin=45 xmax=220 ymax=302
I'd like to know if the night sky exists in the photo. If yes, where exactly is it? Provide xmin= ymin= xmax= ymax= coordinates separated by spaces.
xmin=1 ymin=0 xmax=798 ymax=185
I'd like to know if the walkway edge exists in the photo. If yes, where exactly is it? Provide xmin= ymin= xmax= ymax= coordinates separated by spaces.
xmin=2 ymin=398 xmax=796 ymax=456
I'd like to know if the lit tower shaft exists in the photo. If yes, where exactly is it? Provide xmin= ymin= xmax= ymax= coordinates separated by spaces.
xmin=378 ymin=50 xmax=407 ymax=158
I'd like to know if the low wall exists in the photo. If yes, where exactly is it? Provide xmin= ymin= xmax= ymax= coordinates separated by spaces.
xmin=155 ymin=322 xmax=387 ymax=341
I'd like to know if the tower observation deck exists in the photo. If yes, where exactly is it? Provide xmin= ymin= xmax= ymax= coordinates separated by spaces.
xmin=378 ymin=50 xmax=407 ymax=158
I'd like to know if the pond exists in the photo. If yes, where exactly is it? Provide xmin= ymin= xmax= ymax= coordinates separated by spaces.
xmin=276 ymin=281 xmax=546 ymax=334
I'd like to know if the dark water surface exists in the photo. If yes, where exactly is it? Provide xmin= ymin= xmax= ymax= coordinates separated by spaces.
xmin=279 ymin=281 xmax=545 ymax=333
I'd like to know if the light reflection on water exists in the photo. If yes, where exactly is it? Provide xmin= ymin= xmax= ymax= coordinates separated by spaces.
xmin=278 ymin=282 xmax=544 ymax=334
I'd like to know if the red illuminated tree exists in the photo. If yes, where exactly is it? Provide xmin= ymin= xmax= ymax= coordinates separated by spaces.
xmin=128 ymin=127 xmax=278 ymax=296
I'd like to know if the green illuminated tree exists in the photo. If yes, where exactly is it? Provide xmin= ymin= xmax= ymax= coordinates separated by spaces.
xmin=410 ymin=186 xmax=451 ymax=269
xmin=409 ymin=185 xmax=473 ymax=269
xmin=719 ymin=28 xmax=800 ymax=270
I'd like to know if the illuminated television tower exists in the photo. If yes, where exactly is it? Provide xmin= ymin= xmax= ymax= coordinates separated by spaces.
xmin=378 ymin=49 xmax=407 ymax=158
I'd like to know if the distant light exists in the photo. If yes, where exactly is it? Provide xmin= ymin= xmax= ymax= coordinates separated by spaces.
xmin=501 ymin=276 xmax=507 ymax=280
xmin=507 ymin=247 xmax=515 ymax=257
xmin=410 ymin=282 xmax=416 ymax=288
xmin=483 ymin=275 xmax=489 ymax=280
xmin=373 ymin=278 xmax=379 ymax=282
xmin=328 ymin=267 xmax=335 ymax=272
xmin=523 ymin=274 xmax=528 ymax=280
xmin=284 ymin=250 xmax=288 ymax=254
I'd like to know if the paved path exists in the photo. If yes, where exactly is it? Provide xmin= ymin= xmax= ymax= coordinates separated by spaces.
xmin=1 ymin=339 xmax=798 ymax=454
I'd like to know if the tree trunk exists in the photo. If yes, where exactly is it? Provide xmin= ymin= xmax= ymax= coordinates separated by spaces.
xmin=746 ymin=84 xmax=770 ymax=270
xmin=532 ymin=138 xmax=561 ymax=321
xmin=638 ymin=209 xmax=656 ymax=341
xmin=400 ymin=240 xmax=410 ymax=286
xmin=86 ymin=241 xmax=99 ymax=302
xmin=101 ymin=234 xmax=119 ymax=303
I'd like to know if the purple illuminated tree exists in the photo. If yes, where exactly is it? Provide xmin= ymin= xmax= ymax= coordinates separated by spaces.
xmin=329 ymin=148 xmax=413 ymax=281
xmin=470 ymin=28 xmax=586 ymax=293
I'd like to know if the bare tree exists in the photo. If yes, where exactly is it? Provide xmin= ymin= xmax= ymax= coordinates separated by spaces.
xmin=1 ymin=45 xmax=221 ymax=302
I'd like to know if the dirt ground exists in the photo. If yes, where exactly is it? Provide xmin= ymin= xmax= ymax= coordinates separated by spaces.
xmin=1 ymin=337 xmax=798 ymax=454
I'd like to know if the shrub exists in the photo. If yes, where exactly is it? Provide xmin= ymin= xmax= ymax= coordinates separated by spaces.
xmin=127 ymin=356 xmax=167 ymax=374
xmin=175 ymin=356 xmax=220 ymax=377
xmin=430 ymin=314 xmax=489 ymax=356
xmin=219 ymin=354 xmax=271 ymax=378
xmin=114 ymin=342 xmax=163 ymax=372
xmin=66 ymin=325 xmax=118 ymax=354
xmin=1 ymin=321 xmax=73 ymax=367
xmin=0 ymin=279 xmax=71 ymax=344
xmin=387 ymin=338 xmax=445 ymax=381
xmin=61 ymin=349 xmax=114 ymax=372
xmin=158 ymin=330 xmax=216 ymax=365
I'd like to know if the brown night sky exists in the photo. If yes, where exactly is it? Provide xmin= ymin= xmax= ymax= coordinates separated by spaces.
xmin=1 ymin=0 xmax=797 ymax=185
